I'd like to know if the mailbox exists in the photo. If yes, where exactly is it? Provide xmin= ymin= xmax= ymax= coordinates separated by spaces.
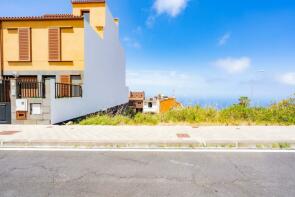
xmin=16 ymin=111 xmax=27 ymax=120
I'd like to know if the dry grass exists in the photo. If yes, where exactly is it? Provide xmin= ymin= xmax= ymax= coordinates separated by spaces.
xmin=79 ymin=95 xmax=295 ymax=126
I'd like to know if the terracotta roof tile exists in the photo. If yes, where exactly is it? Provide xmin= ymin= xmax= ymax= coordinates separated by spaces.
xmin=72 ymin=0 xmax=105 ymax=4
xmin=0 ymin=14 xmax=83 ymax=21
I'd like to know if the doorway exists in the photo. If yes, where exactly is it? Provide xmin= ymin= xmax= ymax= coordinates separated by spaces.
xmin=0 ymin=79 xmax=11 ymax=124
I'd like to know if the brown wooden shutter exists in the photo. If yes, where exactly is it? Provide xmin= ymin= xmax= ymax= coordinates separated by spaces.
xmin=59 ymin=75 xmax=71 ymax=97
xmin=60 ymin=75 xmax=70 ymax=84
xmin=48 ymin=28 xmax=60 ymax=61
xmin=18 ymin=28 xmax=31 ymax=61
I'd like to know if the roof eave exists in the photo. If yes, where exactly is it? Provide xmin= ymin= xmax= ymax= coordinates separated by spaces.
xmin=71 ymin=0 xmax=105 ymax=4
xmin=0 ymin=17 xmax=84 ymax=22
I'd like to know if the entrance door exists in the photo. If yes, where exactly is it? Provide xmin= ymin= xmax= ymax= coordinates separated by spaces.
xmin=0 ymin=80 xmax=11 ymax=124
xmin=0 ymin=103 xmax=11 ymax=124
xmin=42 ymin=75 xmax=56 ymax=83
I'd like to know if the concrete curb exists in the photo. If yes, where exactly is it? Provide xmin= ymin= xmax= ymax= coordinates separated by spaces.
xmin=1 ymin=140 xmax=295 ymax=149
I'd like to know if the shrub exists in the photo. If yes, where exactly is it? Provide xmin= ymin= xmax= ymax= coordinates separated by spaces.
xmin=78 ymin=95 xmax=295 ymax=126
xmin=133 ymin=113 xmax=160 ymax=125
xmin=239 ymin=96 xmax=251 ymax=107
xmin=219 ymin=104 xmax=252 ymax=124
xmin=162 ymin=106 xmax=218 ymax=123
xmin=79 ymin=115 xmax=130 ymax=125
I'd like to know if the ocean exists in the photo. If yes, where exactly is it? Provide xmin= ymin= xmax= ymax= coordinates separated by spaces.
xmin=178 ymin=97 xmax=278 ymax=109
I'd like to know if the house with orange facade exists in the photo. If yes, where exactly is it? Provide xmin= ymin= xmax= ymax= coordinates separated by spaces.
xmin=0 ymin=0 xmax=128 ymax=124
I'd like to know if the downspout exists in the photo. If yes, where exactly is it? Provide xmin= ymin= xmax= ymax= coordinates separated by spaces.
xmin=0 ymin=20 xmax=3 ymax=80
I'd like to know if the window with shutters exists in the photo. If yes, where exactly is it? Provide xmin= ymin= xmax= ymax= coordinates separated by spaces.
xmin=59 ymin=75 xmax=71 ymax=97
xmin=18 ymin=28 xmax=31 ymax=61
xmin=48 ymin=28 xmax=61 ymax=61
xmin=60 ymin=75 xmax=70 ymax=84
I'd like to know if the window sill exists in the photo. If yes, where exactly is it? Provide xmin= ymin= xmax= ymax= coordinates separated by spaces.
xmin=8 ymin=61 xmax=32 ymax=63
xmin=48 ymin=61 xmax=73 ymax=63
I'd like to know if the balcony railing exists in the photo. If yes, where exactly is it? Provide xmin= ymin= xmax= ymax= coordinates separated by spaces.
xmin=55 ymin=83 xmax=82 ymax=98
xmin=16 ymin=81 xmax=45 ymax=99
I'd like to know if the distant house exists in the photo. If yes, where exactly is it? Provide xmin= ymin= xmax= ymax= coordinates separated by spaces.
xmin=128 ymin=91 xmax=145 ymax=112
xmin=0 ymin=0 xmax=129 ymax=124
xmin=143 ymin=95 xmax=182 ymax=114
xmin=143 ymin=98 xmax=159 ymax=114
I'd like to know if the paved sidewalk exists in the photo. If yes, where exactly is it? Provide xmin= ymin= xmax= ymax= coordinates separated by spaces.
xmin=0 ymin=125 xmax=295 ymax=149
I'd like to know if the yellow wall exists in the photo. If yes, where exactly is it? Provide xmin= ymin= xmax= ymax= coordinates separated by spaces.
xmin=72 ymin=2 xmax=106 ymax=37
xmin=2 ymin=20 xmax=84 ymax=72
xmin=160 ymin=98 xmax=181 ymax=113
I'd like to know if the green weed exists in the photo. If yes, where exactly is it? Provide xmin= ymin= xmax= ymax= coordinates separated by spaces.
xmin=79 ymin=95 xmax=295 ymax=126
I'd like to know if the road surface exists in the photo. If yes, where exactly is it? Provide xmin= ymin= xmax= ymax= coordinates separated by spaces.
xmin=0 ymin=150 xmax=295 ymax=197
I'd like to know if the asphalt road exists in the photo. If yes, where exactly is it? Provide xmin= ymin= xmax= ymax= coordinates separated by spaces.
xmin=0 ymin=150 xmax=295 ymax=197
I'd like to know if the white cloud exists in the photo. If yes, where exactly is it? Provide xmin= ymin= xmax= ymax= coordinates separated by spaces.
xmin=279 ymin=72 xmax=295 ymax=86
xmin=127 ymin=70 xmax=191 ymax=87
xmin=154 ymin=0 xmax=189 ymax=17
xmin=123 ymin=37 xmax=141 ymax=49
xmin=218 ymin=32 xmax=231 ymax=46
xmin=146 ymin=0 xmax=189 ymax=27
xmin=214 ymin=57 xmax=251 ymax=74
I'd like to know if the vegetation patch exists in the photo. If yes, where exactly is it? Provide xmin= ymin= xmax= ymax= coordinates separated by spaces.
xmin=79 ymin=95 xmax=295 ymax=126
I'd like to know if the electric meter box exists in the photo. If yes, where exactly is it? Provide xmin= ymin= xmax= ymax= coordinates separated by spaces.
xmin=16 ymin=99 xmax=28 ymax=112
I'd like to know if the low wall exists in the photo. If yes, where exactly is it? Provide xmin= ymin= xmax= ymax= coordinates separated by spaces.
xmin=50 ymin=79 xmax=128 ymax=124
xmin=10 ymin=79 xmax=51 ymax=125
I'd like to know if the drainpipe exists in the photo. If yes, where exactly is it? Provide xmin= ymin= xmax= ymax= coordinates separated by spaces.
xmin=0 ymin=20 xmax=3 ymax=80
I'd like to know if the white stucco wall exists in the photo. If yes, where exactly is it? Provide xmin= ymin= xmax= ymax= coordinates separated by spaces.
xmin=50 ymin=7 xmax=129 ymax=124
xmin=143 ymin=100 xmax=160 ymax=114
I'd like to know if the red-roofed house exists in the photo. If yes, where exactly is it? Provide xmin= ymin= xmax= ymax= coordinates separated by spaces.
xmin=0 ymin=0 xmax=128 ymax=124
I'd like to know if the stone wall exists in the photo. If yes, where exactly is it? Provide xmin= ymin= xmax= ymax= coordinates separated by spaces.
xmin=10 ymin=79 xmax=52 ymax=125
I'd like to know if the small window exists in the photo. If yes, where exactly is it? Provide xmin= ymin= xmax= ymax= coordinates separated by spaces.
xmin=71 ymin=75 xmax=82 ymax=85
xmin=148 ymin=102 xmax=153 ymax=108
xmin=31 ymin=103 xmax=42 ymax=115
xmin=81 ymin=10 xmax=90 ymax=22
xmin=81 ymin=10 xmax=90 ymax=16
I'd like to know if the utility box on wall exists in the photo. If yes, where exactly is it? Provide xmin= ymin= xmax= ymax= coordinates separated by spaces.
xmin=15 ymin=99 xmax=28 ymax=120
xmin=16 ymin=99 xmax=28 ymax=112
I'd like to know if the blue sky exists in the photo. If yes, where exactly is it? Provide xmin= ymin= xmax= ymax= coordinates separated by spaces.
xmin=1 ymin=0 xmax=295 ymax=100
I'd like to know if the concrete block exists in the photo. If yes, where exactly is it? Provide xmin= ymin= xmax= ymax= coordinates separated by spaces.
xmin=11 ymin=119 xmax=18 ymax=124
xmin=28 ymin=114 xmax=43 ymax=120
xmin=28 ymin=98 xmax=43 ymax=103
xmin=42 ymin=99 xmax=51 ymax=107
xmin=37 ymin=120 xmax=51 ymax=125
xmin=11 ymin=105 xmax=16 ymax=111
xmin=42 ymin=113 xmax=51 ymax=120
xmin=23 ymin=120 xmax=38 ymax=125
xmin=14 ymin=120 xmax=25 ymax=125
xmin=42 ymin=106 xmax=51 ymax=114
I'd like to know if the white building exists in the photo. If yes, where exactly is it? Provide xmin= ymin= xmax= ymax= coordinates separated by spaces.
xmin=143 ymin=98 xmax=160 ymax=114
